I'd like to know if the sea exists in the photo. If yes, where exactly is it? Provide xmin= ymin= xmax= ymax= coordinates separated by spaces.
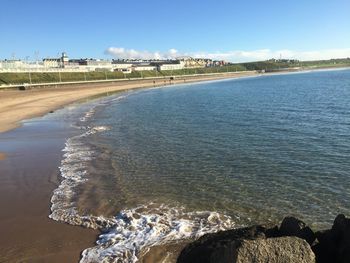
xmin=49 ymin=69 xmax=350 ymax=262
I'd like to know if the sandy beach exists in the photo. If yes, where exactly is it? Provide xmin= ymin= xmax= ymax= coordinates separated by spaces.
xmin=0 ymin=72 xmax=257 ymax=262
xmin=0 ymin=118 xmax=99 ymax=262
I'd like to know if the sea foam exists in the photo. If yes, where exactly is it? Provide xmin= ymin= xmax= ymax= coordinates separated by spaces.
xmin=50 ymin=101 xmax=236 ymax=263
xmin=80 ymin=205 xmax=235 ymax=263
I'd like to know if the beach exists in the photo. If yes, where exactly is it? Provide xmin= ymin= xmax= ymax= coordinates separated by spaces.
xmin=0 ymin=71 xmax=256 ymax=262
xmin=1 ymin=68 xmax=349 ymax=262
xmin=0 ymin=117 xmax=99 ymax=262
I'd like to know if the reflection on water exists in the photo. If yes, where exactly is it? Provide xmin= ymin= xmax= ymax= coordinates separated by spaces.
xmin=78 ymin=69 xmax=350 ymax=228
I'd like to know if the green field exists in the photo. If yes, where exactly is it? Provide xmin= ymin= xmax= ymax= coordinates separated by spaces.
xmin=1 ymin=58 xmax=349 ymax=86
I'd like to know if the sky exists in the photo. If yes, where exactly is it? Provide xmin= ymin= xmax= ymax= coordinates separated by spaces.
xmin=1 ymin=0 xmax=350 ymax=62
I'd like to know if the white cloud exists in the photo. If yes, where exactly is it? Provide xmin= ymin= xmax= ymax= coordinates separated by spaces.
xmin=105 ymin=47 xmax=179 ymax=60
xmin=105 ymin=47 xmax=350 ymax=62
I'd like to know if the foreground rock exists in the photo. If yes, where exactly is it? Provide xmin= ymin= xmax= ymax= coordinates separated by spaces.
xmin=236 ymin=237 xmax=315 ymax=263
xmin=177 ymin=214 xmax=350 ymax=263
xmin=177 ymin=226 xmax=315 ymax=263
xmin=279 ymin=216 xmax=316 ymax=245
xmin=313 ymin=214 xmax=350 ymax=263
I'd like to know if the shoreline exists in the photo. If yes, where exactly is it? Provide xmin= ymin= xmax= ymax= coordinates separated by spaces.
xmin=1 ymin=66 xmax=349 ymax=134
xmin=0 ymin=108 xmax=100 ymax=263
xmin=0 ymin=71 xmax=257 ymax=262
xmin=0 ymin=67 xmax=349 ymax=262
xmin=0 ymin=71 xmax=257 ymax=134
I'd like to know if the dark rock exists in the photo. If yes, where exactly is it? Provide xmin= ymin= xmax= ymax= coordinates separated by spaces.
xmin=313 ymin=214 xmax=350 ymax=263
xmin=301 ymin=226 xmax=317 ymax=245
xmin=280 ymin=217 xmax=306 ymax=234
xmin=265 ymin=225 xmax=279 ymax=238
xmin=279 ymin=217 xmax=316 ymax=245
xmin=312 ymin=230 xmax=334 ymax=263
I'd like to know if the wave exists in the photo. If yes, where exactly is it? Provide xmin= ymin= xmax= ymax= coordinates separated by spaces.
xmin=49 ymin=100 xmax=236 ymax=263
xmin=80 ymin=205 xmax=235 ymax=263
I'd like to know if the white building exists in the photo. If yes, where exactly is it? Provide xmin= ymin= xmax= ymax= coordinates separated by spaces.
xmin=0 ymin=60 xmax=25 ymax=69
xmin=158 ymin=62 xmax=184 ymax=71
xmin=132 ymin=65 xmax=156 ymax=71
xmin=112 ymin=62 xmax=133 ymax=72
xmin=43 ymin=58 xmax=60 ymax=68
xmin=42 ymin=52 xmax=69 ymax=68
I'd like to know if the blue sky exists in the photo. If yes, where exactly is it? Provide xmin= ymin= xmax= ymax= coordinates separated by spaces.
xmin=1 ymin=0 xmax=350 ymax=62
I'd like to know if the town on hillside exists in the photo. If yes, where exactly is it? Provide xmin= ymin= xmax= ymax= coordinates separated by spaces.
xmin=0 ymin=52 xmax=228 ymax=73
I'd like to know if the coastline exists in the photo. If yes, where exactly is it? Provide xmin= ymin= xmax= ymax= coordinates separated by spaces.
xmin=0 ymin=67 xmax=349 ymax=262
xmin=0 ymin=71 xmax=257 ymax=134
xmin=2 ymin=66 xmax=350 ymax=134
xmin=0 ymin=71 xmax=256 ymax=262
xmin=0 ymin=108 xmax=100 ymax=262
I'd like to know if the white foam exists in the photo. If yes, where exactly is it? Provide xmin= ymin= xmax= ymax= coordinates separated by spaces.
xmin=50 ymin=102 xmax=237 ymax=263
xmin=49 ymin=108 xmax=111 ymax=226
xmin=80 ymin=108 xmax=96 ymax=122
xmin=110 ymin=95 xmax=127 ymax=102
xmin=80 ymin=205 xmax=236 ymax=263
xmin=92 ymin=126 xmax=111 ymax=132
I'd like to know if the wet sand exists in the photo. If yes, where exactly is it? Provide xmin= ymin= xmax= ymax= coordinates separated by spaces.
xmin=0 ymin=72 xmax=257 ymax=262
xmin=0 ymin=114 xmax=99 ymax=262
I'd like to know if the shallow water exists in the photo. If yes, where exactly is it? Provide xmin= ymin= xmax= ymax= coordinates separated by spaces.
xmin=50 ymin=69 xmax=350 ymax=262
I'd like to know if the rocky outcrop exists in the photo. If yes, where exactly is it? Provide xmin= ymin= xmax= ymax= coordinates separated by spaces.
xmin=177 ymin=214 xmax=350 ymax=263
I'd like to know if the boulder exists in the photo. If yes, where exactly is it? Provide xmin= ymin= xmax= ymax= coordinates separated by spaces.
xmin=236 ymin=237 xmax=315 ymax=263
xmin=279 ymin=217 xmax=316 ymax=245
xmin=177 ymin=226 xmax=315 ymax=263
xmin=313 ymin=214 xmax=350 ymax=263
xmin=332 ymin=214 xmax=350 ymax=263
xmin=177 ymin=226 xmax=267 ymax=263
xmin=176 ymin=214 xmax=350 ymax=263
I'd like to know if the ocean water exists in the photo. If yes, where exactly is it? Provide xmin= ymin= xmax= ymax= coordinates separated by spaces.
xmin=50 ymin=69 xmax=350 ymax=262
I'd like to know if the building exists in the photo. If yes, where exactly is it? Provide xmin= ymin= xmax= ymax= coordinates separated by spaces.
xmin=43 ymin=52 xmax=69 ymax=68
xmin=132 ymin=64 xmax=156 ymax=71
xmin=111 ymin=60 xmax=133 ymax=73
xmin=178 ymin=57 xmax=211 ymax=68
xmin=43 ymin=58 xmax=60 ymax=68
xmin=66 ymin=58 xmax=113 ymax=71
xmin=157 ymin=62 xmax=184 ymax=71
xmin=115 ymin=68 xmax=132 ymax=73
xmin=0 ymin=59 xmax=25 ymax=69
xmin=61 ymin=52 xmax=69 ymax=66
